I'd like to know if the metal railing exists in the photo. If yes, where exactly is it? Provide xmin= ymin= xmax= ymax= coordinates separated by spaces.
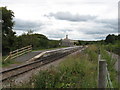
xmin=4 ymin=45 xmax=32 ymax=62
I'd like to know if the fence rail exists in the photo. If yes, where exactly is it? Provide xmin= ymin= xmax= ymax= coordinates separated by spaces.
xmin=98 ymin=54 xmax=113 ymax=88
xmin=4 ymin=45 xmax=32 ymax=62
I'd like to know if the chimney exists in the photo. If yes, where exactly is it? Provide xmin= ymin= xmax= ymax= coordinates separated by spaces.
xmin=66 ymin=35 xmax=68 ymax=39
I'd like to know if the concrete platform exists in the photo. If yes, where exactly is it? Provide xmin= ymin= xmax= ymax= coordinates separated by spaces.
xmin=15 ymin=51 xmax=42 ymax=62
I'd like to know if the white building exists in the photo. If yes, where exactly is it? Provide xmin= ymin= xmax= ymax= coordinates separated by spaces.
xmin=61 ymin=35 xmax=74 ymax=47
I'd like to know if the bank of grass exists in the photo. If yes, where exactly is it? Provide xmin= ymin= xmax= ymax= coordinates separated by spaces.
xmin=2 ymin=58 xmax=20 ymax=67
xmin=17 ymin=45 xmax=98 ymax=88
xmin=104 ymin=41 xmax=120 ymax=56
xmin=2 ymin=56 xmax=21 ymax=67
xmin=100 ymin=45 xmax=118 ymax=88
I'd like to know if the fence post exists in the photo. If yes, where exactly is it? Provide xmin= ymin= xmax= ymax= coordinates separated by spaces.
xmin=98 ymin=60 xmax=107 ymax=88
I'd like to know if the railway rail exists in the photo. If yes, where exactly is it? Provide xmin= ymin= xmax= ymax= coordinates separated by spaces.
xmin=1 ymin=46 xmax=84 ymax=83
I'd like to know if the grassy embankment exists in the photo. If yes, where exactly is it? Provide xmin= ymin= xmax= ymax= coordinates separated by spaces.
xmin=16 ymin=45 xmax=99 ymax=88
xmin=104 ymin=41 xmax=120 ymax=56
xmin=100 ymin=45 xmax=118 ymax=88
xmin=2 ymin=56 xmax=21 ymax=67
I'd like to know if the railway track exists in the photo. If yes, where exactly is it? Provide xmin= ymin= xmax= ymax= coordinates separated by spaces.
xmin=1 ymin=46 xmax=84 ymax=82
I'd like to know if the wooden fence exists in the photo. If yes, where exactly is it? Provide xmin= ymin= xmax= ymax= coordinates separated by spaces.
xmin=98 ymin=54 xmax=113 ymax=88
xmin=4 ymin=45 xmax=32 ymax=62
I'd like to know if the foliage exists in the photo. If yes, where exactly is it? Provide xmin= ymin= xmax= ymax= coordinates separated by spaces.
xmin=105 ymin=34 xmax=116 ymax=44
xmin=104 ymin=41 xmax=120 ymax=56
xmin=78 ymin=40 xmax=104 ymax=45
xmin=48 ymin=40 xmax=60 ymax=48
xmin=1 ymin=7 xmax=16 ymax=55
xmin=2 ymin=58 xmax=19 ymax=67
xmin=16 ymin=33 xmax=48 ymax=49
xmin=16 ymin=33 xmax=61 ymax=50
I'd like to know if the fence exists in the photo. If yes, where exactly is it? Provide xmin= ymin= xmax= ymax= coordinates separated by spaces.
xmin=4 ymin=45 xmax=32 ymax=62
xmin=98 ymin=54 xmax=113 ymax=88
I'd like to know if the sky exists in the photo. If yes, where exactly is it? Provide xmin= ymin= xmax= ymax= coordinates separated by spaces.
xmin=0 ymin=0 xmax=119 ymax=40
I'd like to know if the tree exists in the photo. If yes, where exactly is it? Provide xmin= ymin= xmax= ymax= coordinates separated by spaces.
xmin=1 ymin=7 xmax=16 ymax=55
xmin=105 ymin=34 xmax=115 ymax=44
xmin=17 ymin=33 xmax=49 ymax=49
xmin=27 ymin=29 xmax=34 ymax=35
xmin=48 ymin=40 xmax=60 ymax=48
xmin=118 ymin=34 xmax=120 ymax=40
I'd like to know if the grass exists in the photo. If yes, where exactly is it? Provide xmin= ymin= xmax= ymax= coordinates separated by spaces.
xmin=2 ymin=55 xmax=23 ymax=67
xmin=15 ymin=45 xmax=99 ymax=88
xmin=2 ymin=58 xmax=21 ymax=67
xmin=104 ymin=41 xmax=120 ymax=56
xmin=100 ymin=45 xmax=118 ymax=88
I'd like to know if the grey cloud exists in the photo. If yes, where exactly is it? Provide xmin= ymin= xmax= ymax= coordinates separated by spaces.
xmin=82 ymin=19 xmax=118 ymax=36
xmin=45 ymin=29 xmax=66 ymax=39
xmin=48 ymin=34 xmax=65 ymax=39
xmin=97 ymin=19 xmax=118 ymax=33
xmin=60 ymin=29 xmax=73 ymax=33
xmin=84 ymin=30 xmax=106 ymax=35
xmin=96 ymin=19 xmax=117 ymax=24
xmin=84 ymin=28 xmax=117 ymax=35
xmin=94 ymin=36 xmax=106 ymax=40
xmin=47 ymin=12 xmax=97 ymax=22
xmin=104 ymin=24 xmax=118 ymax=32
xmin=13 ymin=18 xmax=43 ymax=31
xmin=84 ymin=2 xmax=105 ymax=4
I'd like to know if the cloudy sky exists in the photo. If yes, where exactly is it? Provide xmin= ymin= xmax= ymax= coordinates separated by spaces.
xmin=0 ymin=0 xmax=119 ymax=40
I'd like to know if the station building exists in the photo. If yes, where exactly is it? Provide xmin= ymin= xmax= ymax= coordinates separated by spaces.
xmin=60 ymin=35 xmax=75 ymax=47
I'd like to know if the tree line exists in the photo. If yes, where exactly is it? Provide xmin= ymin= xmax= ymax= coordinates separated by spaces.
xmin=77 ymin=34 xmax=120 ymax=45
xmin=105 ymin=34 xmax=120 ymax=44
